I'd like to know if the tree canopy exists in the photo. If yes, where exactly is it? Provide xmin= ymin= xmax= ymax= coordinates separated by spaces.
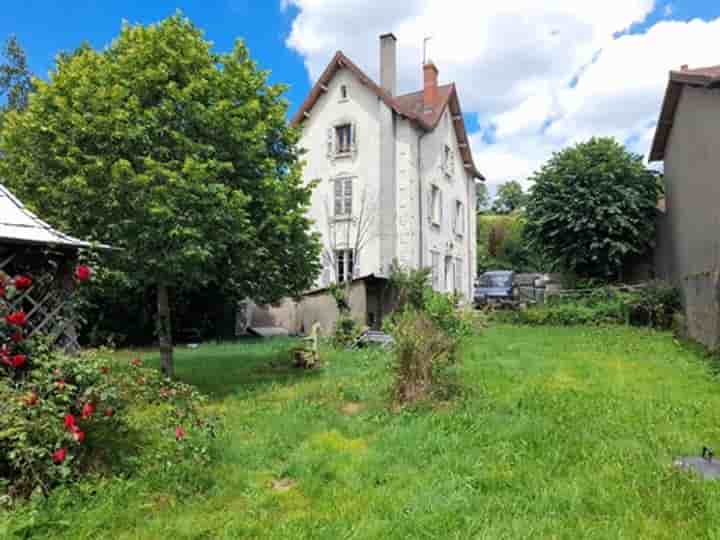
xmin=491 ymin=180 xmax=527 ymax=214
xmin=524 ymin=137 xmax=661 ymax=279
xmin=0 ymin=15 xmax=321 ymax=374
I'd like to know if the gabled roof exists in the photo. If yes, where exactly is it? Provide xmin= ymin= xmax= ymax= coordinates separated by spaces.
xmin=291 ymin=51 xmax=484 ymax=180
xmin=650 ymin=65 xmax=720 ymax=162
xmin=0 ymin=183 xmax=107 ymax=249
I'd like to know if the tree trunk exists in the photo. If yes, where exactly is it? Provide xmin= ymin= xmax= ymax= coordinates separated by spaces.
xmin=157 ymin=283 xmax=174 ymax=378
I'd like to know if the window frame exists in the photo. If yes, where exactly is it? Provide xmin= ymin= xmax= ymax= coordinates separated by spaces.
xmin=453 ymin=199 xmax=464 ymax=236
xmin=335 ymin=248 xmax=355 ymax=283
xmin=430 ymin=251 xmax=441 ymax=290
xmin=335 ymin=123 xmax=353 ymax=155
xmin=333 ymin=176 xmax=353 ymax=219
xmin=430 ymin=184 xmax=442 ymax=228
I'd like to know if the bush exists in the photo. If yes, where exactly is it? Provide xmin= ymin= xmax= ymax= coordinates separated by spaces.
xmin=497 ymin=282 xmax=680 ymax=329
xmin=0 ymin=272 xmax=217 ymax=502
xmin=385 ymin=265 xmax=483 ymax=404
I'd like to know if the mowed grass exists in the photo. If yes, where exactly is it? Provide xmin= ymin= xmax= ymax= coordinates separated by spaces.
xmin=5 ymin=325 xmax=720 ymax=539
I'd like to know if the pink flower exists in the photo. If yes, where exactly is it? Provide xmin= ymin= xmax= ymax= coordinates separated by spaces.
xmin=64 ymin=414 xmax=76 ymax=429
xmin=175 ymin=426 xmax=186 ymax=441
xmin=71 ymin=426 xmax=85 ymax=444
xmin=52 ymin=448 xmax=67 ymax=464
xmin=74 ymin=265 xmax=92 ymax=282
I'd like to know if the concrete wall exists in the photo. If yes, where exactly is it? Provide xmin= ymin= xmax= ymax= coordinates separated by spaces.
xmin=663 ymin=85 xmax=720 ymax=348
xmin=253 ymin=280 xmax=370 ymax=336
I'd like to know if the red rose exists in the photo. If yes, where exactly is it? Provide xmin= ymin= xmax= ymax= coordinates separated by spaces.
xmin=100 ymin=366 xmax=109 ymax=375
xmin=10 ymin=354 xmax=27 ymax=368
xmin=13 ymin=276 xmax=32 ymax=289
xmin=81 ymin=403 xmax=95 ymax=419
xmin=64 ymin=414 xmax=76 ymax=429
xmin=56 ymin=380 xmax=66 ymax=390
xmin=175 ymin=426 xmax=186 ymax=441
xmin=6 ymin=310 xmax=27 ymax=327
xmin=25 ymin=392 xmax=39 ymax=406
xmin=74 ymin=265 xmax=92 ymax=282
xmin=52 ymin=448 xmax=67 ymax=464
xmin=131 ymin=357 xmax=142 ymax=367
xmin=104 ymin=407 xmax=114 ymax=417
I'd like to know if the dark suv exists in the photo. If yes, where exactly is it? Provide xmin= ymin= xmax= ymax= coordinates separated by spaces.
xmin=474 ymin=271 xmax=517 ymax=307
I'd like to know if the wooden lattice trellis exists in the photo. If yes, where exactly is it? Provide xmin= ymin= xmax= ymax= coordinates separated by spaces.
xmin=0 ymin=245 xmax=80 ymax=354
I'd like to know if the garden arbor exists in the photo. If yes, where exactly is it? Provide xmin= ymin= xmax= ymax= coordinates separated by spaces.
xmin=0 ymin=183 xmax=105 ymax=352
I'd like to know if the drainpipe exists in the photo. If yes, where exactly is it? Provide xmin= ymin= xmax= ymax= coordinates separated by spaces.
xmin=417 ymin=130 xmax=427 ymax=268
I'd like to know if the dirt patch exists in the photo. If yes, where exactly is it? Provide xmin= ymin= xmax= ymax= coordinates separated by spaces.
xmin=271 ymin=478 xmax=297 ymax=492
xmin=341 ymin=402 xmax=363 ymax=415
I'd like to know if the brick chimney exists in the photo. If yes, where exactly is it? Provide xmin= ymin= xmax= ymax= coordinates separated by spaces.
xmin=423 ymin=62 xmax=439 ymax=112
xmin=380 ymin=33 xmax=397 ymax=96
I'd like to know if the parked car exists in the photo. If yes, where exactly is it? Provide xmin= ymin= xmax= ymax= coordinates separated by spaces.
xmin=474 ymin=270 xmax=517 ymax=307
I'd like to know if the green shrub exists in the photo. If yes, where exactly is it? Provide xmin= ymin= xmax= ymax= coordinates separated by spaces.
xmin=0 ymin=273 xmax=217 ymax=502
xmin=627 ymin=281 xmax=681 ymax=329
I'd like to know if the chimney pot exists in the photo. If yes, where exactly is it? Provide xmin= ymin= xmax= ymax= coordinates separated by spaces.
xmin=380 ymin=33 xmax=397 ymax=96
xmin=423 ymin=62 xmax=439 ymax=112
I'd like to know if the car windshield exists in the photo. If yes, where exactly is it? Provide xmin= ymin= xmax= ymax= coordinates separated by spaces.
xmin=479 ymin=274 xmax=512 ymax=288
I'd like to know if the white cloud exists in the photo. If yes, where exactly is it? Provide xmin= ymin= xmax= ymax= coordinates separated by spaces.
xmin=284 ymin=1 xmax=720 ymax=191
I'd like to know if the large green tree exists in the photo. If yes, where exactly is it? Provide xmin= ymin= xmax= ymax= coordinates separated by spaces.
xmin=0 ymin=15 xmax=321 ymax=375
xmin=491 ymin=180 xmax=527 ymax=214
xmin=525 ymin=137 xmax=660 ymax=279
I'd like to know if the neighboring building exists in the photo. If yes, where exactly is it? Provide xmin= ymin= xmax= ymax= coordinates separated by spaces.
xmin=254 ymin=34 xmax=483 ymax=334
xmin=649 ymin=64 xmax=720 ymax=348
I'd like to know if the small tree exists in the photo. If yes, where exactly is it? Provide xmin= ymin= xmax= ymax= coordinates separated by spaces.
xmin=0 ymin=15 xmax=321 ymax=376
xmin=525 ymin=137 xmax=661 ymax=280
xmin=491 ymin=180 xmax=527 ymax=214
xmin=0 ymin=35 xmax=34 ymax=114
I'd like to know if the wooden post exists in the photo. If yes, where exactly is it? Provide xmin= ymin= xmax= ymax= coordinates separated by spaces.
xmin=157 ymin=283 xmax=174 ymax=378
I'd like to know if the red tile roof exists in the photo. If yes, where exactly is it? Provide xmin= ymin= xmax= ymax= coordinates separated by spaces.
xmin=650 ymin=65 xmax=720 ymax=161
xmin=291 ymin=51 xmax=483 ymax=179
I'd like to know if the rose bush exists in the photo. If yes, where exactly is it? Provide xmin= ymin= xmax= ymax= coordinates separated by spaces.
xmin=0 ymin=270 xmax=218 ymax=502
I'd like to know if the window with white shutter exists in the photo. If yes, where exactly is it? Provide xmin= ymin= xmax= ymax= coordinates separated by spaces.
xmin=430 ymin=185 xmax=442 ymax=227
xmin=335 ymin=249 xmax=355 ymax=282
xmin=454 ymin=200 xmax=464 ymax=236
xmin=333 ymin=177 xmax=353 ymax=217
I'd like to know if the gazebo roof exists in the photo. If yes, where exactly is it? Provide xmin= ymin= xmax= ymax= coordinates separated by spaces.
xmin=0 ymin=183 xmax=100 ymax=249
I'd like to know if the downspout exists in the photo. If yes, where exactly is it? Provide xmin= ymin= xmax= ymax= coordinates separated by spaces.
xmin=417 ymin=129 xmax=428 ymax=268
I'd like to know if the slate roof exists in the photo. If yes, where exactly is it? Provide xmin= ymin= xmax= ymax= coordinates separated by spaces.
xmin=650 ymin=64 xmax=720 ymax=161
xmin=0 ymin=183 xmax=102 ymax=249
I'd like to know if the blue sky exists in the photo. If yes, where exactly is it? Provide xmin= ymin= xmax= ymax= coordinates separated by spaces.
xmin=3 ymin=1 xmax=720 ymax=188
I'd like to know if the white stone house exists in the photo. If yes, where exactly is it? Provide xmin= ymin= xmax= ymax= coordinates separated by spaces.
xmin=254 ymin=34 xmax=483 ymax=333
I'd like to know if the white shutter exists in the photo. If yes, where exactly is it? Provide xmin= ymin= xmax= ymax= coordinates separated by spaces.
xmin=334 ymin=180 xmax=342 ymax=216
xmin=350 ymin=122 xmax=357 ymax=154
xmin=327 ymin=127 xmax=334 ymax=157
xmin=452 ymin=199 xmax=458 ymax=233
xmin=439 ymin=190 xmax=444 ymax=229
xmin=427 ymin=188 xmax=433 ymax=224
xmin=344 ymin=178 xmax=353 ymax=216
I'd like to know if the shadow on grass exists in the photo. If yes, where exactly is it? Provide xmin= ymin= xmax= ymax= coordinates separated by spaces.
xmin=133 ymin=337 xmax=323 ymax=400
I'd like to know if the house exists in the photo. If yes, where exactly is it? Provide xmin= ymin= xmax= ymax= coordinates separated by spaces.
xmin=649 ymin=64 xmax=720 ymax=348
xmin=253 ymin=33 xmax=483 ymax=334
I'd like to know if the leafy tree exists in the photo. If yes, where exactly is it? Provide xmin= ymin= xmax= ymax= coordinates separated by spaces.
xmin=0 ymin=15 xmax=321 ymax=376
xmin=476 ymin=181 xmax=490 ymax=212
xmin=525 ymin=137 xmax=660 ymax=280
xmin=0 ymin=35 xmax=34 ymax=113
xmin=491 ymin=180 xmax=527 ymax=214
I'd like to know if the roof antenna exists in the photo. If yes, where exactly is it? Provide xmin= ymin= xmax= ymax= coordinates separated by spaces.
xmin=423 ymin=36 xmax=433 ymax=65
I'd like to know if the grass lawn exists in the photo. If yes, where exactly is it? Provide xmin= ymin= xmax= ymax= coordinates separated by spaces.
xmin=4 ymin=325 xmax=720 ymax=538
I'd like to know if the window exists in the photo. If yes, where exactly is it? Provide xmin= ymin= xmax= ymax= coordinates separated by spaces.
xmin=327 ymin=122 xmax=357 ymax=159
xmin=333 ymin=177 xmax=353 ymax=217
xmin=430 ymin=185 xmax=442 ymax=227
xmin=442 ymin=144 xmax=455 ymax=177
xmin=453 ymin=200 xmax=464 ymax=236
xmin=336 ymin=249 xmax=355 ymax=283
xmin=335 ymin=124 xmax=353 ymax=154
xmin=455 ymin=257 xmax=463 ymax=293
xmin=340 ymin=85 xmax=348 ymax=100
xmin=445 ymin=256 xmax=454 ymax=292
xmin=431 ymin=251 xmax=441 ymax=290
